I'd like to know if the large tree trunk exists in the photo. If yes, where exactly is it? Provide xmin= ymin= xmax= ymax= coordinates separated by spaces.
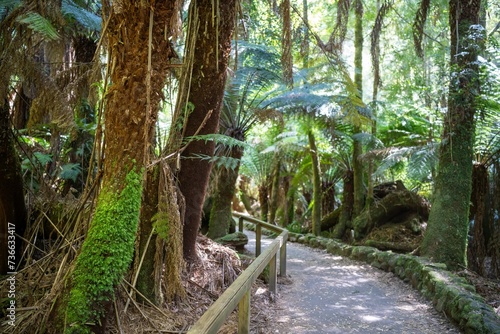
xmin=208 ymin=146 xmax=244 ymax=239
xmin=281 ymin=0 xmax=293 ymax=88
xmin=352 ymin=0 xmax=365 ymax=217
xmin=420 ymin=0 xmax=482 ymax=270
xmin=467 ymin=163 xmax=488 ymax=275
xmin=332 ymin=169 xmax=354 ymax=239
xmin=258 ymin=184 xmax=270 ymax=222
xmin=268 ymin=158 xmax=281 ymax=224
xmin=352 ymin=190 xmax=430 ymax=239
xmin=55 ymin=2 xmax=177 ymax=331
xmin=0 ymin=99 xmax=27 ymax=275
xmin=308 ymin=130 xmax=322 ymax=235
xmin=177 ymin=0 xmax=237 ymax=262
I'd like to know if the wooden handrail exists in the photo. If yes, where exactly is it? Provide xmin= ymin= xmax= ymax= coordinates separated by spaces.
xmin=187 ymin=212 xmax=288 ymax=334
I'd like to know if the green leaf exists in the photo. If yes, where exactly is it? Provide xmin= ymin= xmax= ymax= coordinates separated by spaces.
xmin=60 ymin=163 xmax=82 ymax=182
xmin=62 ymin=0 xmax=101 ymax=32
xmin=17 ymin=11 xmax=60 ymax=40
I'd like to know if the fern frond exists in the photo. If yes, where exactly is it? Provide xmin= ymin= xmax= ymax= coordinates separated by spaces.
xmin=17 ymin=11 xmax=60 ymax=40
xmin=191 ymin=154 xmax=241 ymax=171
xmin=184 ymin=133 xmax=249 ymax=150
xmin=62 ymin=0 xmax=101 ymax=32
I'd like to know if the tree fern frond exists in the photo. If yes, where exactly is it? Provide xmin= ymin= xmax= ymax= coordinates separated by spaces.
xmin=62 ymin=0 xmax=101 ymax=32
xmin=17 ymin=11 xmax=60 ymax=40
xmin=185 ymin=133 xmax=249 ymax=150
xmin=407 ymin=143 xmax=438 ymax=181
xmin=413 ymin=0 xmax=431 ymax=58
xmin=190 ymin=154 xmax=241 ymax=171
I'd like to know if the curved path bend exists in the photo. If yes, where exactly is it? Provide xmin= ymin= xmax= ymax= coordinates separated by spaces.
xmin=245 ymin=231 xmax=461 ymax=334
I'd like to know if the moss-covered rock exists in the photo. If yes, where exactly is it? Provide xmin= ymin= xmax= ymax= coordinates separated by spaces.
xmin=216 ymin=231 xmax=249 ymax=250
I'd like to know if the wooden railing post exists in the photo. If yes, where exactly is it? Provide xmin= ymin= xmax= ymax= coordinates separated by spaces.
xmin=280 ymin=241 xmax=287 ymax=277
xmin=238 ymin=216 xmax=244 ymax=232
xmin=238 ymin=291 xmax=251 ymax=333
xmin=269 ymin=254 xmax=277 ymax=295
xmin=255 ymin=224 xmax=262 ymax=257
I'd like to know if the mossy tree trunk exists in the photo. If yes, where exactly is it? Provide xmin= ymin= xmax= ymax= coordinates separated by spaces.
xmin=281 ymin=0 xmax=293 ymax=88
xmin=420 ymin=0 xmax=482 ymax=270
xmin=208 ymin=146 xmax=244 ymax=239
xmin=467 ymin=163 xmax=488 ymax=275
xmin=57 ymin=1 xmax=177 ymax=332
xmin=176 ymin=0 xmax=237 ymax=262
xmin=0 ymin=99 xmax=27 ymax=275
xmin=308 ymin=131 xmax=322 ymax=236
xmin=333 ymin=169 xmax=354 ymax=239
xmin=258 ymin=184 xmax=269 ymax=222
xmin=352 ymin=0 xmax=365 ymax=217
xmin=268 ymin=158 xmax=281 ymax=224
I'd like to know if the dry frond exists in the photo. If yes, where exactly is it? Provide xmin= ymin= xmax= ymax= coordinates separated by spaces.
xmin=158 ymin=161 xmax=186 ymax=302
xmin=327 ymin=0 xmax=351 ymax=53
xmin=413 ymin=0 xmax=431 ymax=58
xmin=371 ymin=1 xmax=393 ymax=90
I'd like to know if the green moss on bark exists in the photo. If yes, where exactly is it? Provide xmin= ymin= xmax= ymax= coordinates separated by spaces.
xmin=64 ymin=170 xmax=143 ymax=333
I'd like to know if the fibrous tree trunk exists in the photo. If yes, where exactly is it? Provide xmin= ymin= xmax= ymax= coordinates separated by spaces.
xmin=352 ymin=0 xmax=365 ymax=217
xmin=332 ymin=169 xmax=354 ymax=239
xmin=268 ymin=158 xmax=281 ymax=224
xmin=308 ymin=130 xmax=322 ymax=235
xmin=420 ymin=0 xmax=482 ymax=270
xmin=56 ymin=1 xmax=178 ymax=332
xmin=281 ymin=0 xmax=293 ymax=88
xmin=176 ymin=0 xmax=237 ymax=262
xmin=0 ymin=99 xmax=27 ymax=275
xmin=467 ymin=163 xmax=488 ymax=275
xmin=208 ymin=146 xmax=244 ymax=239
xmin=258 ymin=184 xmax=269 ymax=222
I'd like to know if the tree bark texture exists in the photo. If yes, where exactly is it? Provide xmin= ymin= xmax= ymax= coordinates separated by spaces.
xmin=57 ymin=1 xmax=178 ymax=332
xmin=308 ymin=131 xmax=322 ymax=235
xmin=208 ymin=146 xmax=244 ymax=239
xmin=467 ymin=163 xmax=488 ymax=275
xmin=0 ymin=100 xmax=27 ymax=275
xmin=352 ymin=190 xmax=430 ymax=239
xmin=420 ymin=0 xmax=482 ymax=270
xmin=352 ymin=0 xmax=365 ymax=217
xmin=333 ymin=169 xmax=354 ymax=239
xmin=268 ymin=158 xmax=281 ymax=224
xmin=177 ymin=0 xmax=237 ymax=262
xmin=281 ymin=0 xmax=293 ymax=88
xmin=258 ymin=184 xmax=269 ymax=222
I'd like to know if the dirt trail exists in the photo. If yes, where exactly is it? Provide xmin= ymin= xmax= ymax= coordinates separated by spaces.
xmin=245 ymin=231 xmax=461 ymax=334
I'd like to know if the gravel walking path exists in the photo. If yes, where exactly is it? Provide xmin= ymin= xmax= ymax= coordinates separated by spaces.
xmin=245 ymin=231 xmax=461 ymax=334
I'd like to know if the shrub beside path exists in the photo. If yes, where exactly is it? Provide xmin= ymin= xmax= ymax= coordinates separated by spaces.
xmin=245 ymin=231 xmax=460 ymax=333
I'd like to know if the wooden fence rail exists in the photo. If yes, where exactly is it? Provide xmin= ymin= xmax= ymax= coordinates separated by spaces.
xmin=187 ymin=212 xmax=288 ymax=334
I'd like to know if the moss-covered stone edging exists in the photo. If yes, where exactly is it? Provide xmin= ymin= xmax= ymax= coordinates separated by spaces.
xmin=285 ymin=232 xmax=500 ymax=334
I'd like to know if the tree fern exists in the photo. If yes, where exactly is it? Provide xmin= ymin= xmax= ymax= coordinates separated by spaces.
xmin=62 ymin=0 xmax=101 ymax=32
xmin=17 ymin=11 xmax=60 ymax=40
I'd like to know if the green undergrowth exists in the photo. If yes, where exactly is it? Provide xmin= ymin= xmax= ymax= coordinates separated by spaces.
xmin=64 ymin=170 xmax=143 ymax=333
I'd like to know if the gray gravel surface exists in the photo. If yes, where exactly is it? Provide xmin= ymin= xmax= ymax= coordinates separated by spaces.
xmin=244 ymin=231 xmax=462 ymax=334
